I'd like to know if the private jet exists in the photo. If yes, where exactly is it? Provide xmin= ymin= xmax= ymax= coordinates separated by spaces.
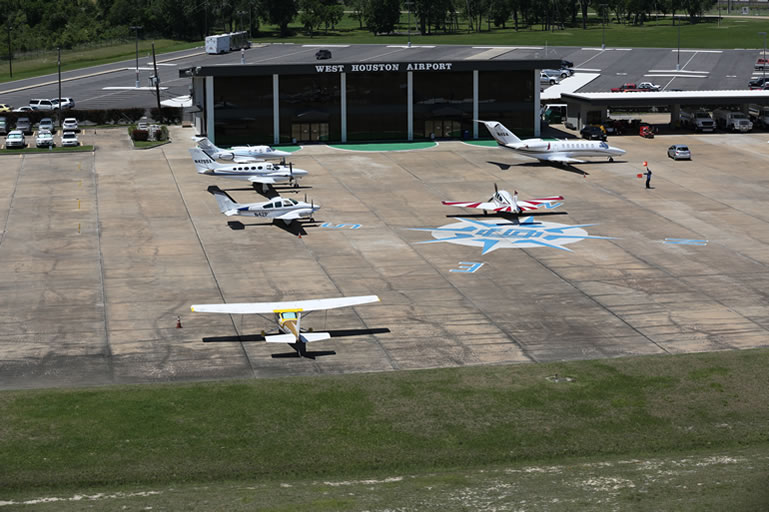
xmin=207 ymin=186 xmax=319 ymax=225
xmin=477 ymin=120 xmax=625 ymax=165
xmin=442 ymin=184 xmax=563 ymax=219
xmin=194 ymin=136 xmax=292 ymax=162
xmin=191 ymin=295 xmax=381 ymax=358
xmin=190 ymin=148 xmax=307 ymax=192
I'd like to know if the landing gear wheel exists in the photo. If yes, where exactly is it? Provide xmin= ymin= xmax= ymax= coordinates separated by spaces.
xmin=609 ymin=157 xmax=614 ymax=162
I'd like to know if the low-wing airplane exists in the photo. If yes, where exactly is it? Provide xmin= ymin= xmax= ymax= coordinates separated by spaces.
xmin=194 ymin=136 xmax=292 ymax=162
xmin=190 ymin=148 xmax=308 ymax=192
xmin=191 ymin=295 xmax=381 ymax=358
xmin=477 ymin=120 xmax=625 ymax=165
xmin=208 ymin=185 xmax=319 ymax=224
xmin=442 ymin=184 xmax=564 ymax=219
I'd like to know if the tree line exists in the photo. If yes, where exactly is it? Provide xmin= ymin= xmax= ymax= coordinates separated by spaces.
xmin=0 ymin=0 xmax=716 ymax=53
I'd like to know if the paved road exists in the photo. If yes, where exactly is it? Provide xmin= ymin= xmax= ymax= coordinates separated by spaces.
xmin=0 ymin=44 xmax=765 ymax=110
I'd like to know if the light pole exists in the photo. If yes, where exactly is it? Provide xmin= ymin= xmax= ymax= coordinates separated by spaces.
xmin=760 ymin=32 xmax=767 ymax=83
xmin=130 ymin=26 xmax=143 ymax=88
xmin=676 ymin=23 xmax=681 ymax=71
xmin=57 ymin=47 xmax=62 ymax=130
xmin=600 ymin=4 xmax=607 ymax=50
xmin=6 ymin=21 xmax=13 ymax=78
xmin=406 ymin=0 xmax=412 ymax=47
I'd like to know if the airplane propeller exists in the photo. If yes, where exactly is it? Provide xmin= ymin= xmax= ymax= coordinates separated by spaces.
xmin=488 ymin=183 xmax=499 ymax=202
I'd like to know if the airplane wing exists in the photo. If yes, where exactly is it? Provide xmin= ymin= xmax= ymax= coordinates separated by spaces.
xmin=274 ymin=210 xmax=309 ymax=221
xmin=232 ymin=156 xmax=263 ymax=164
xmin=247 ymin=176 xmax=280 ymax=184
xmin=442 ymin=197 xmax=564 ymax=213
xmin=266 ymin=332 xmax=331 ymax=343
xmin=542 ymin=155 xmax=586 ymax=164
xmin=191 ymin=295 xmax=380 ymax=315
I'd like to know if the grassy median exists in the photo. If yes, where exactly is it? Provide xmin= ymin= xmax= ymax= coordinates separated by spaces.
xmin=2 ymin=348 xmax=769 ymax=500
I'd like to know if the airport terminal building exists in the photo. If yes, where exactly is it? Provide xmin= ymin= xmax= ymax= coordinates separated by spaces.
xmin=180 ymin=54 xmax=562 ymax=145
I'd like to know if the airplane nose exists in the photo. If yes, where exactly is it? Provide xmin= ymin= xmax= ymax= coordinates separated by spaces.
xmin=294 ymin=169 xmax=308 ymax=176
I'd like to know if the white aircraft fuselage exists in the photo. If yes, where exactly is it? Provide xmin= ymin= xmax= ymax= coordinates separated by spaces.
xmin=478 ymin=120 xmax=625 ymax=164
xmin=190 ymin=148 xmax=307 ymax=186
xmin=207 ymin=186 xmax=319 ymax=224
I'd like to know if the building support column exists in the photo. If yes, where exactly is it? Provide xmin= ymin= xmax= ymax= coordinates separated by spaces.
xmin=341 ymin=72 xmax=347 ymax=143
xmin=534 ymin=69 xmax=541 ymax=137
xmin=205 ymin=76 xmax=215 ymax=142
xmin=407 ymin=71 xmax=413 ymax=141
xmin=473 ymin=70 xmax=479 ymax=139
xmin=670 ymin=103 xmax=681 ymax=127
xmin=272 ymin=74 xmax=280 ymax=145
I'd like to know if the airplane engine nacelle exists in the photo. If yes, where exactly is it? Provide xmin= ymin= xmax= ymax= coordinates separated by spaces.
xmin=218 ymin=152 xmax=235 ymax=161
xmin=521 ymin=142 xmax=550 ymax=151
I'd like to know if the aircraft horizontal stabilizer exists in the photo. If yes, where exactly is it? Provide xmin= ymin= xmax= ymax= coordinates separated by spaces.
xmin=301 ymin=332 xmax=331 ymax=343
xmin=265 ymin=334 xmax=298 ymax=343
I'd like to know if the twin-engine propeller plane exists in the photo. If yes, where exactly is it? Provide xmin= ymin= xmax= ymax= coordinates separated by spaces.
xmin=477 ymin=120 xmax=625 ymax=165
xmin=191 ymin=295 xmax=381 ymax=358
xmin=442 ymin=184 xmax=564 ymax=221
xmin=190 ymin=148 xmax=308 ymax=192
xmin=207 ymin=185 xmax=319 ymax=226
xmin=194 ymin=136 xmax=292 ymax=163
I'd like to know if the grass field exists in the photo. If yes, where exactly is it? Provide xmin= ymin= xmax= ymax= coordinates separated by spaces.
xmin=2 ymin=349 xmax=769 ymax=509
xmin=0 ymin=145 xmax=94 ymax=154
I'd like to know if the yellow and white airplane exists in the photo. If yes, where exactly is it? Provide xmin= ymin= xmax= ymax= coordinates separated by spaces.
xmin=191 ymin=295 xmax=380 ymax=358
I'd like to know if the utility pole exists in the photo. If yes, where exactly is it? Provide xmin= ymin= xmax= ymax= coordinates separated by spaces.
xmin=6 ymin=21 xmax=12 ymax=78
xmin=152 ymin=42 xmax=162 ymax=118
xmin=406 ymin=0 xmax=412 ymax=47
xmin=676 ymin=23 xmax=681 ymax=71
xmin=57 ymin=47 xmax=62 ymax=130
xmin=130 ymin=26 xmax=143 ymax=88
xmin=760 ymin=32 xmax=767 ymax=83
xmin=600 ymin=4 xmax=608 ymax=50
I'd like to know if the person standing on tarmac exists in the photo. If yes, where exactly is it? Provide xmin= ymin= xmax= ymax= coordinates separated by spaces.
xmin=644 ymin=167 xmax=652 ymax=189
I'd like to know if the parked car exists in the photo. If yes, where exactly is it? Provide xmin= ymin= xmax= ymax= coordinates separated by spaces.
xmin=0 ymin=116 xmax=7 ymax=135
xmin=540 ymin=69 xmax=561 ymax=85
xmin=667 ymin=144 xmax=691 ymax=160
xmin=755 ymin=58 xmax=769 ymax=70
xmin=16 ymin=117 xmax=32 ymax=135
xmin=52 ymin=97 xmax=75 ymax=110
xmin=544 ymin=68 xmax=572 ymax=79
xmin=611 ymin=83 xmax=639 ymax=92
xmin=61 ymin=131 xmax=79 ymax=147
xmin=35 ymin=129 xmax=54 ymax=148
xmin=62 ymin=118 xmax=79 ymax=132
xmin=0 ymin=104 xmax=11 ymax=113
xmin=580 ymin=125 xmax=607 ymax=141
xmin=637 ymin=81 xmax=661 ymax=91
xmin=38 ymin=117 xmax=55 ymax=133
xmin=749 ymin=76 xmax=769 ymax=88
xmin=29 ymin=98 xmax=55 ymax=111
xmin=5 ymin=130 xmax=26 ymax=149
xmin=12 ymin=106 xmax=32 ymax=112
xmin=315 ymin=49 xmax=331 ymax=60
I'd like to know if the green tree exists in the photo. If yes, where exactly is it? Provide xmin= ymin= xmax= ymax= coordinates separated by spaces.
xmin=263 ymin=0 xmax=298 ymax=36
xmin=365 ymin=0 xmax=400 ymax=34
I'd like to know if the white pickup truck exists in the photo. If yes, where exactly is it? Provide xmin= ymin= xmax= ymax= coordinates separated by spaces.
xmin=637 ymin=82 xmax=661 ymax=91
xmin=679 ymin=110 xmax=715 ymax=132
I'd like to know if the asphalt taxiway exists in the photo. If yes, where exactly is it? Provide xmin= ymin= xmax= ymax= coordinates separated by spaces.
xmin=1 ymin=127 xmax=768 ymax=389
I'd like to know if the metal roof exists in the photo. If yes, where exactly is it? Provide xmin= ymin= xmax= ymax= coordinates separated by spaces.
xmin=562 ymin=90 xmax=769 ymax=106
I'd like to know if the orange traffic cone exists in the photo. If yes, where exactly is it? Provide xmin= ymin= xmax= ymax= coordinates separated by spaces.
xmin=176 ymin=316 xmax=182 ymax=328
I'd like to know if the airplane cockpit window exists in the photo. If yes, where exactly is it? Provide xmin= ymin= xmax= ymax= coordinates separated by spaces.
xmin=264 ymin=202 xmax=275 ymax=209
xmin=284 ymin=199 xmax=297 ymax=206
xmin=599 ymin=141 xmax=609 ymax=149
xmin=281 ymin=312 xmax=297 ymax=319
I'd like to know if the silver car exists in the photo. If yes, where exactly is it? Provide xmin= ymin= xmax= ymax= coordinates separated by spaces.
xmin=5 ymin=130 xmax=26 ymax=148
xmin=667 ymin=144 xmax=691 ymax=160
xmin=39 ymin=117 xmax=55 ymax=133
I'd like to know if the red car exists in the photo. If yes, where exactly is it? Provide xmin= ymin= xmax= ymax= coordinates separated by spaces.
xmin=611 ymin=83 xmax=640 ymax=92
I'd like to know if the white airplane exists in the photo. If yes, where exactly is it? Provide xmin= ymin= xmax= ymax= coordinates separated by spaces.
xmin=477 ymin=120 xmax=625 ymax=165
xmin=194 ymin=136 xmax=292 ymax=162
xmin=191 ymin=295 xmax=381 ymax=358
xmin=190 ymin=148 xmax=307 ymax=192
xmin=208 ymin=185 xmax=319 ymax=225
xmin=442 ymin=184 xmax=563 ymax=218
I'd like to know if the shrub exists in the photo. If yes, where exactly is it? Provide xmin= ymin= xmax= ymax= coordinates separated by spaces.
xmin=132 ymin=129 xmax=149 ymax=141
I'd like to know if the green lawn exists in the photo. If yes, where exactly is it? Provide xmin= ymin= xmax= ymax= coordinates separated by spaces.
xmin=2 ymin=348 xmax=769 ymax=507
xmin=1 ymin=145 xmax=94 ymax=154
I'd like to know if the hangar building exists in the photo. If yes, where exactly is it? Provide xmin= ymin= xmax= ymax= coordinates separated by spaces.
xmin=180 ymin=52 xmax=562 ymax=145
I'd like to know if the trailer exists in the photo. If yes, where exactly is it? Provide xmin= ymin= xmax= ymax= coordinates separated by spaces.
xmin=205 ymin=31 xmax=250 ymax=54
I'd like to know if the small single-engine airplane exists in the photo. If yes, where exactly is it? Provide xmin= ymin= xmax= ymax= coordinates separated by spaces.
xmin=477 ymin=120 xmax=625 ymax=165
xmin=190 ymin=148 xmax=308 ymax=192
xmin=442 ymin=184 xmax=564 ymax=219
xmin=208 ymin=185 xmax=319 ymax=224
xmin=194 ymin=136 xmax=292 ymax=162
xmin=191 ymin=295 xmax=381 ymax=358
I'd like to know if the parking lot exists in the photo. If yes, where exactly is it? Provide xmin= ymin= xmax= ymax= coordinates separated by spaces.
xmin=0 ymin=126 xmax=768 ymax=389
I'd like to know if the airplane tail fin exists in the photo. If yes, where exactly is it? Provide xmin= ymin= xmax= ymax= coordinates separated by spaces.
xmin=207 ymin=185 xmax=239 ymax=215
xmin=189 ymin=148 xmax=221 ymax=173
xmin=475 ymin=120 xmax=522 ymax=146
xmin=194 ymin=137 xmax=221 ymax=155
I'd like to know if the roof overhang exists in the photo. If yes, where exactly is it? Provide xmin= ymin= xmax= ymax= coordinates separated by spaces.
xmin=179 ymin=59 xmax=564 ymax=78
xmin=562 ymin=90 xmax=769 ymax=107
